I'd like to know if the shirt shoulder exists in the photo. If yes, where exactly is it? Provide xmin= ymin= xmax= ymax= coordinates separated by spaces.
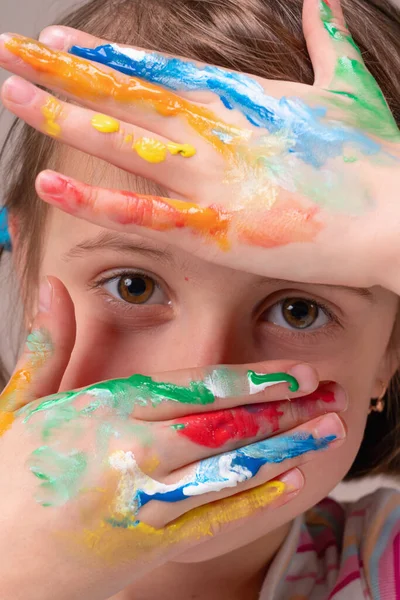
xmin=343 ymin=487 xmax=400 ymax=599
xmin=264 ymin=489 xmax=400 ymax=600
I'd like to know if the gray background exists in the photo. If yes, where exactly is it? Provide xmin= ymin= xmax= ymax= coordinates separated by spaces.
xmin=0 ymin=0 xmax=399 ymax=499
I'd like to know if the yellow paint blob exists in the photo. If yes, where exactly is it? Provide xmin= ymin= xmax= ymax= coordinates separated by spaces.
xmin=140 ymin=455 xmax=161 ymax=475
xmin=59 ymin=479 xmax=287 ymax=563
xmin=133 ymin=138 xmax=196 ymax=164
xmin=42 ymin=97 xmax=62 ymax=137
xmin=167 ymin=142 xmax=196 ymax=158
xmin=124 ymin=134 xmax=133 ymax=144
xmin=91 ymin=114 xmax=120 ymax=133
xmin=134 ymin=138 xmax=168 ymax=163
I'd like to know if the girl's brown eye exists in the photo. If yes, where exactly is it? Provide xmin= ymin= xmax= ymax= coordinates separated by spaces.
xmin=117 ymin=275 xmax=155 ymax=304
xmin=263 ymin=297 xmax=329 ymax=331
xmin=281 ymin=298 xmax=318 ymax=329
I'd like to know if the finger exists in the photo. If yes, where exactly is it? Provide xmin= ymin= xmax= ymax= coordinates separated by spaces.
xmin=0 ymin=277 xmax=76 ymax=434
xmin=304 ymin=0 xmax=399 ymax=142
xmin=36 ymin=169 xmax=234 ymax=252
xmin=113 ymin=412 xmax=345 ymax=527
xmin=303 ymin=0 xmax=362 ymax=88
xmin=0 ymin=34 xmax=239 ymax=151
xmin=161 ymin=382 xmax=347 ymax=472
xmin=1 ymin=76 xmax=198 ymax=196
xmin=19 ymin=358 xmax=318 ymax=431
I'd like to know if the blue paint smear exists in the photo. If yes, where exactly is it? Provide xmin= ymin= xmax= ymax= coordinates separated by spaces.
xmin=135 ymin=432 xmax=336 ymax=508
xmin=70 ymin=43 xmax=381 ymax=167
xmin=0 ymin=207 xmax=11 ymax=251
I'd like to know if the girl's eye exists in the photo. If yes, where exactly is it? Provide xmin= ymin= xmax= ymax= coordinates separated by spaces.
xmin=102 ymin=273 xmax=167 ymax=305
xmin=263 ymin=298 xmax=330 ymax=331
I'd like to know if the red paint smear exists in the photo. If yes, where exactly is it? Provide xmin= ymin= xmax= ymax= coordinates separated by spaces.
xmin=175 ymin=404 xmax=284 ymax=448
xmin=298 ymin=385 xmax=335 ymax=404
xmin=237 ymin=200 xmax=322 ymax=248
xmin=174 ymin=383 xmax=335 ymax=448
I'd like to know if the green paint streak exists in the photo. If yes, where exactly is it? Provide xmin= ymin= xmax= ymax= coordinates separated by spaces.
xmin=247 ymin=371 xmax=299 ymax=392
xmin=323 ymin=23 xmax=361 ymax=54
xmin=29 ymin=446 xmax=87 ymax=506
xmin=319 ymin=0 xmax=333 ymax=22
xmin=21 ymin=373 xmax=216 ymax=425
xmin=329 ymin=57 xmax=400 ymax=141
xmin=320 ymin=0 xmax=361 ymax=55
xmin=171 ymin=423 xmax=186 ymax=431
xmin=26 ymin=328 xmax=53 ymax=366
xmin=344 ymin=155 xmax=357 ymax=163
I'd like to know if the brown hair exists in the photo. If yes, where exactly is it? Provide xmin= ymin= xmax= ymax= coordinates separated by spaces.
xmin=1 ymin=0 xmax=400 ymax=479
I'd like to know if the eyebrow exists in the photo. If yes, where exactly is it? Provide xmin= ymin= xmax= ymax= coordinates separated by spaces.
xmin=64 ymin=232 xmax=375 ymax=302
xmin=63 ymin=231 xmax=175 ymax=267
xmin=254 ymin=276 xmax=375 ymax=303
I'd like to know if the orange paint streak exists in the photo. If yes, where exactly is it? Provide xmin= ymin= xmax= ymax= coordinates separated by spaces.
xmin=0 ymin=411 xmax=14 ymax=436
xmin=0 ymin=367 xmax=32 ymax=413
xmin=104 ymin=194 xmax=231 ymax=250
xmin=41 ymin=173 xmax=232 ymax=249
xmin=5 ymin=36 xmax=241 ymax=156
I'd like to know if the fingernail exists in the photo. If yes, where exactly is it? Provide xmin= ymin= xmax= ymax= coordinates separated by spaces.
xmin=288 ymin=364 xmax=318 ymax=393
xmin=39 ymin=27 xmax=68 ymax=50
xmin=2 ymin=77 xmax=35 ymax=105
xmin=39 ymin=278 xmax=53 ymax=313
xmin=279 ymin=468 xmax=304 ymax=492
xmin=314 ymin=413 xmax=346 ymax=440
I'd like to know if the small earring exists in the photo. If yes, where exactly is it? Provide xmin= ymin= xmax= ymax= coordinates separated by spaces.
xmin=369 ymin=382 xmax=386 ymax=414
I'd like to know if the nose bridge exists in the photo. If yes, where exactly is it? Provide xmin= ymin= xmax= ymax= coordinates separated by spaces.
xmin=180 ymin=305 xmax=251 ymax=368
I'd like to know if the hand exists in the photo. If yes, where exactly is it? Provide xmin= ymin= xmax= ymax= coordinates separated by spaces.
xmin=0 ymin=0 xmax=399 ymax=292
xmin=0 ymin=279 xmax=346 ymax=600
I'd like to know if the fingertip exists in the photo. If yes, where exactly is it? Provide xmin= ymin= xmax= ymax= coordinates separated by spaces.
xmin=288 ymin=363 xmax=319 ymax=394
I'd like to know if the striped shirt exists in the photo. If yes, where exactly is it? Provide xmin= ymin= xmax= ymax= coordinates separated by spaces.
xmin=260 ymin=489 xmax=400 ymax=599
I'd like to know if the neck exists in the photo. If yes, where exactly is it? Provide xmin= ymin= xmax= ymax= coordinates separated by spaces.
xmin=115 ymin=521 xmax=292 ymax=600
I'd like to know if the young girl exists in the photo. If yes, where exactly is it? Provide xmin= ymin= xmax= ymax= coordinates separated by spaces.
xmin=0 ymin=0 xmax=399 ymax=598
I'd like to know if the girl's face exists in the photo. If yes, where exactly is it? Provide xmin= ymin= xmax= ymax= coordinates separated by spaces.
xmin=28 ymin=152 xmax=399 ymax=560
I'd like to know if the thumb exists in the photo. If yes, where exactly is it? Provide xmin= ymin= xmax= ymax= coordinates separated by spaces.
xmin=0 ymin=276 xmax=76 ymax=433
xmin=303 ymin=0 xmax=362 ymax=89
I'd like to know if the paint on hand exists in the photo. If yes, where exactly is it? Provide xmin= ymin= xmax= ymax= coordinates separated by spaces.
xmin=133 ymin=138 xmax=197 ymax=163
xmin=173 ymin=383 xmax=335 ymax=448
xmin=20 ymin=368 xmax=299 ymax=426
xmin=30 ymin=446 xmax=88 ymax=506
xmin=42 ymin=97 xmax=62 ymax=137
xmin=22 ymin=367 xmax=298 ymax=506
xmin=69 ymin=42 xmax=385 ymax=163
xmin=4 ymin=37 xmax=240 ymax=156
xmin=64 ymin=477 xmax=289 ymax=562
xmin=0 ymin=328 xmax=53 ymax=416
xmin=91 ymin=113 xmax=120 ymax=133
xmin=42 ymin=173 xmax=232 ymax=250
xmin=172 ymin=403 xmax=284 ymax=448
xmin=319 ymin=1 xmax=399 ymax=141
xmin=133 ymin=137 xmax=168 ymax=163
xmin=109 ymin=431 xmax=333 ymax=516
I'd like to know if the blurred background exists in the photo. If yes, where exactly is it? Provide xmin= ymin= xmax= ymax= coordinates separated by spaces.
xmin=0 ymin=0 xmax=399 ymax=500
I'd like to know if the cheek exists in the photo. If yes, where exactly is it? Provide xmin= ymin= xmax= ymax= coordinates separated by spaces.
xmin=59 ymin=311 xmax=197 ymax=391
